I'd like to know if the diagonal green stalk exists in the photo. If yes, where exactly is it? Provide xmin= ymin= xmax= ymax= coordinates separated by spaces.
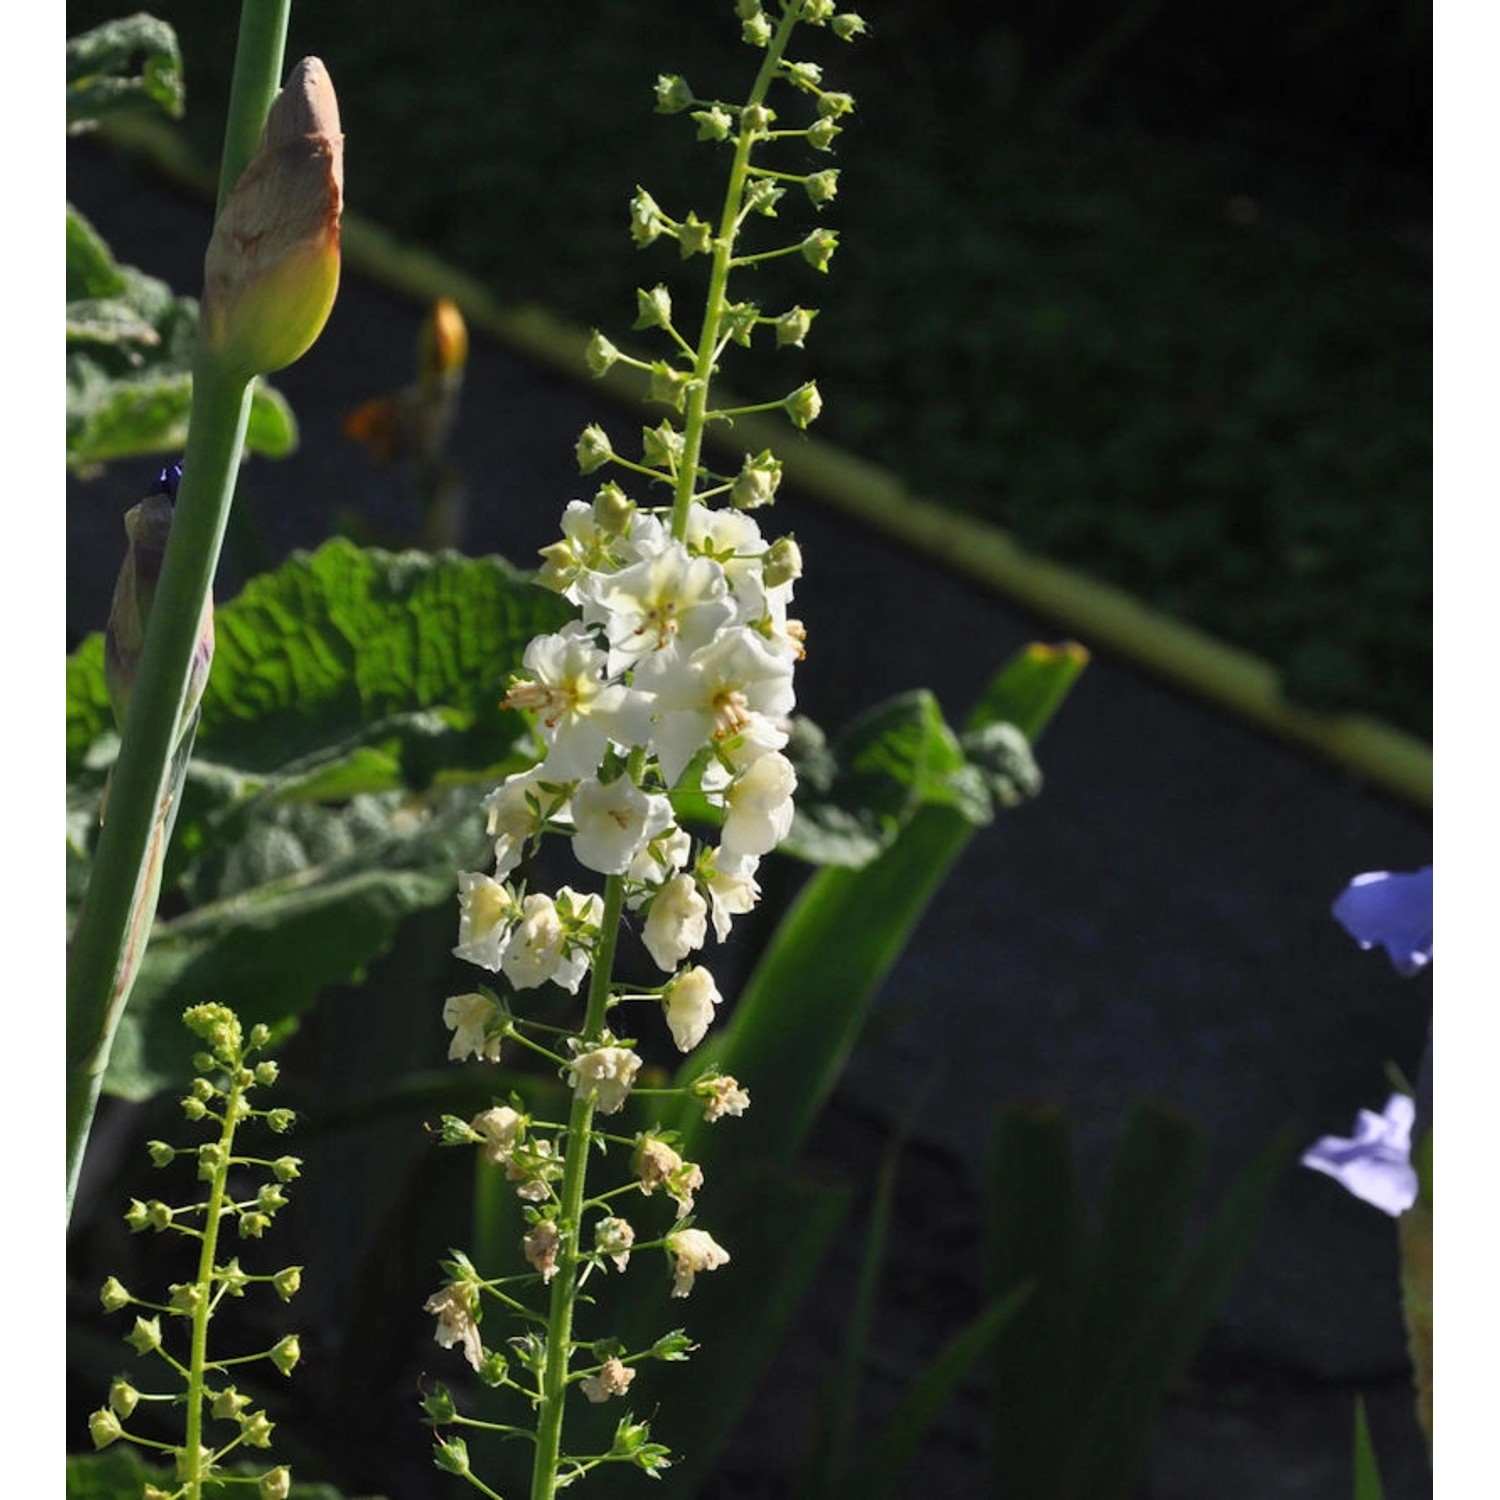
xmin=64 ymin=0 xmax=292 ymax=1224
xmin=528 ymin=874 xmax=629 ymax=1500
xmin=670 ymin=3 xmax=802 ymax=542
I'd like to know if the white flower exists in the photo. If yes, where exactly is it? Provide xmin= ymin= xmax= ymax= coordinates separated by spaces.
xmin=424 ymin=1281 xmax=484 ymax=1370
xmin=454 ymin=873 xmax=516 ymax=971
xmin=583 ymin=540 xmax=734 ymax=674
xmin=643 ymin=873 xmax=709 ymax=973
xmin=470 ymin=1105 xmax=525 ymax=1165
xmin=640 ymin=627 xmax=796 ymax=786
xmin=483 ymin=767 xmax=569 ymax=880
xmin=666 ymin=1227 xmax=730 ymax=1297
xmin=705 ymin=850 xmax=761 ymax=941
xmin=500 ymin=888 xmax=602 ymax=993
xmin=503 ymin=622 xmax=653 ymax=780
xmin=662 ymin=965 xmax=722 ymax=1052
xmin=627 ymin=825 xmax=693 ymax=892
xmin=443 ymin=992 xmax=502 ymax=1063
xmin=580 ymin=1356 xmax=636 ymax=1403
xmin=571 ymin=775 xmax=674 ymax=875
xmin=721 ymin=750 xmax=797 ymax=858
xmin=568 ymin=1045 xmax=643 ymax=1114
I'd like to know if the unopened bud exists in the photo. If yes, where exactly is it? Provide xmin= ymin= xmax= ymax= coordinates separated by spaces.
xmin=654 ymin=74 xmax=693 ymax=113
xmin=587 ymin=330 xmax=621 ymax=377
xmin=775 ymin=306 xmax=816 ymax=347
xmin=785 ymin=381 xmax=823 ymax=429
xmin=634 ymin=284 xmax=673 ymax=330
xmin=100 ymin=1276 xmax=131 ymax=1312
xmin=764 ymin=536 xmax=803 ymax=588
xmin=419 ymin=297 xmax=468 ymax=379
xmin=89 ymin=1408 xmax=124 ymax=1449
xmin=201 ymin=58 xmax=343 ymax=378
xmin=577 ymin=424 xmax=614 ymax=474
xmin=109 ymin=1378 xmax=140 ymax=1418
xmin=801 ymin=229 xmax=839 ymax=272
xmin=269 ymin=1334 xmax=301 ymax=1375
xmin=259 ymin=1467 xmax=292 ymax=1500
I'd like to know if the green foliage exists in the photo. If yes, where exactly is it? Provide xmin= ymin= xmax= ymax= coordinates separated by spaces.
xmin=1352 ymin=1398 xmax=1387 ymax=1500
xmin=67 ymin=541 xmax=575 ymax=1097
xmin=981 ymin=1100 xmax=1296 ymax=1500
xmin=66 ymin=13 xmax=184 ymax=131
xmin=66 ymin=204 xmax=297 ymax=471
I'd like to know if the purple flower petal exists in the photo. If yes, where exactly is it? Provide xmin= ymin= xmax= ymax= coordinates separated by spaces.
xmin=1331 ymin=865 xmax=1432 ymax=976
xmin=1300 ymin=1094 xmax=1418 ymax=1216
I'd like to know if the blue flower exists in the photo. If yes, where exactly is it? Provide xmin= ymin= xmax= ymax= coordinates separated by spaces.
xmin=1300 ymin=1094 xmax=1419 ymax=1216
xmin=1331 ymin=865 xmax=1432 ymax=976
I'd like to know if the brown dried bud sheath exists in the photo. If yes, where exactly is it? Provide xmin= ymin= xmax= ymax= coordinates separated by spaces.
xmin=201 ymin=57 xmax=344 ymax=377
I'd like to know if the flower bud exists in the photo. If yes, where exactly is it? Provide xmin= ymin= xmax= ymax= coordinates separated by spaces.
xmin=273 ymin=1265 xmax=303 ymax=1302
xmin=733 ymin=450 xmax=783 ymax=509
xmin=272 ymin=1155 xmax=302 ymax=1182
xmin=201 ymin=58 xmax=343 ymax=378
xmin=817 ymin=90 xmax=855 ymax=118
xmin=804 ymin=169 xmax=839 ymax=205
xmin=630 ymin=188 xmax=666 ymax=247
xmin=744 ymin=177 xmax=784 ymax=216
xmin=266 ymin=1108 xmax=296 ymax=1133
xmin=634 ymin=283 xmax=673 ymax=330
xmin=254 ymin=1059 xmax=279 ymax=1085
xmin=785 ymin=381 xmax=823 ymax=429
xmin=434 ymin=1437 xmax=471 ymax=1476
xmin=127 ymin=1315 xmax=163 ymax=1353
xmin=774 ymin=306 xmax=816 ymax=348
xmin=654 ymin=73 xmax=693 ymax=113
xmin=220 ymin=1258 xmax=251 ymax=1296
xmin=100 ymin=1276 xmax=131 ymax=1311
xmin=642 ymin=421 xmax=685 ymax=470
xmin=693 ymin=106 xmax=733 ymax=142
xmin=577 ymin=424 xmax=614 ymax=474
xmin=764 ymin=536 xmax=803 ymax=588
xmin=587 ymin=330 xmax=621 ymax=377
xmin=243 ymin=1409 xmax=275 ymax=1448
xmin=89 ymin=1408 xmax=124 ymax=1449
xmin=801 ymin=229 xmax=839 ymax=272
xmin=269 ymin=1334 xmax=301 ymax=1376
xmin=259 ymin=1467 xmax=292 ymax=1500
xmin=213 ymin=1387 xmax=251 ymax=1419
xmin=593 ymin=482 xmax=635 ymax=534
xmin=676 ymin=212 xmax=713 ymax=257
xmin=741 ymin=11 xmax=773 ymax=46
xmin=146 ymin=1139 xmax=175 ymax=1168
xmin=649 ymin=361 xmax=693 ymax=410
xmin=108 ymin=1378 xmax=140 ymax=1418
xmin=832 ymin=12 xmax=868 ymax=41
xmin=419 ymin=297 xmax=468 ymax=380
xmin=741 ymin=103 xmax=775 ymax=135
xmin=807 ymin=117 xmax=842 ymax=151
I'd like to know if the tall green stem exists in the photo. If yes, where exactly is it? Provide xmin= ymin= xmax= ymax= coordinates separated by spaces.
xmin=670 ymin=6 xmax=801 ymax=542
xmin=65 ymin=0 xmax=292 ymax=1223
xmin=529 ymin=874 xmax=628 ymax=1500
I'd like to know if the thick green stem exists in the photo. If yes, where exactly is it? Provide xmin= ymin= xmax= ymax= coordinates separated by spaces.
xmin=529 ymin=875 xmax=628 ymax=1500
xmin=670 ymin=6 xmax=801 ymax=542
xmin=64 ymin=1 xmax=291 ymax=1224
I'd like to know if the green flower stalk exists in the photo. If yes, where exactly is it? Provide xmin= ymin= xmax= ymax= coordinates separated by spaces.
xmin=89 ymin=1005 xmax=303 ymax=1500
xmin=66 ymin=11 xmax=343 ymax=1223
xmin=422 ymin=5 xmax=863 ymax=1496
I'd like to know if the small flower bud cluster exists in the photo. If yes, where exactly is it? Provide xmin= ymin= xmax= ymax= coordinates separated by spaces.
xmin=90 ymin=1004 xmax=301 ymax=1497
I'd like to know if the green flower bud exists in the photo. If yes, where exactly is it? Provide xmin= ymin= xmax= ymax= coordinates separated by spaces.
xmin=109 ymin=1378 xmax=140 ymax=1418
xmin=198 ymin=1141 xmax=225 ymax=1181
xmin=732 ymin=450 xmax=783 ymax=509
xmin=587 ymin=330 xmax=620 ymax=377
xmin=634 ymin=284 xmax=673 ymax=330
xmin=593 ymin=482 xmax=635 ymax=534
xmin=219 ymin=1258 xmax=250 ymax=1296
xmin=832 ymin=12 xmax=868 ymax=41
xmin=257 ymin=1182 xmax=289 ymax=1214
xmin=807 ymin=117 xmax=842 ymax=151
xmin=642 ymin=421 xmax=685 ymax=470
xmin=693 ymin=106 xmax=733 ymax=142
xmin=649 ymin=362 xmax=694 ymax=411
xmin=269 ymin=1334 xmax=301 ymax=1376
xmin=238 ymin=1211 xmax=271 ymax=1240
xmin=478 ymin=1349 xmax=510 ymax=1388
xmin=782 ymin=60 xmax=823 ymax=90
xmin=181 ymin=1095 xmax=208 ymax=1121
xmin=169 ymin=1281 xmax=205 ymax=1315
xmin=800 ymin=0 xmax=836 ymax=23
xmin=190 ymin=1075 xmax=216 ymax=1102
xmin=124 ymin=1200 xmax=150 ymax=1232
xmin=764 ymin=536 xmax=804 ymax=588
xmin=273 ymin=1265 xmax=303 ymax=1302
xmin=723 ymin=301 xmax=759 ymax=347
xmin=801 ymin=228 xmax=839 ymax=272
xmin=654 ymin=73 xmax=693 ymax=113
xmin=630 ymin=188 xmax=666 ymax=247
xmin=248 ymin=1023 xmax=272 ymax=1048
xmin=775 ymin=306 xmax=817 ymax=347
xmin=100 ymin=1275 xmax=132 ymax=1311
xmin=266 ymin=1108 xmax=296 ymax=1134
xmin=785 ymin=381 xmax=823 ymax=429
xmin=434 ymin=1436 xmax=471 ymax=1476
xmin=259 ymin=1467 xmax=292 ymax=1500
xmin=422 ymin=1383 xmax=457 ymax=1423
xmin=741 ymin=11 xmax=773 ymax=46
xmin=804 ymin=169 xmax=839 ymax=205
xmin=213 ymin=1386 xmax=251 ymax=1420
xmin=741 ymin=103 xmax=775 ymax=135
xmin=89 ymin=1408 xmax=124 ymax=1449
xmin=243 ymin=1409 xmax=275 ymax=1448
xmin=818 ymin=90 xmax=855 ymax=119
xmin=253 ymin=1059 xmax=279 ymax=1085
xmin=127 ymin=1315 xmax=162 ymax=1354
xmin=201 ymin=58 xmax=343 ymax=378
xmin=146 ymin=1139 xmax=175 ymax=1168
xmin=735 ymin=0 xmax=764 ymax=18
xmin=676 ymin=212 xmax=713 ymax=257
xmin=576 ymin=424 xmax=614 ymax=474
xmin=272 ymin=1155 xmax=302 ymax=1182
xmin=146 ymin=1200 xmax=173 ymax=1232
xmin=744 ymin=177 xmax=784 ymax=216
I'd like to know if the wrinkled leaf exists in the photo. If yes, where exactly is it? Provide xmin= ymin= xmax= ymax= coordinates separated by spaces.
xmin=67 ymin=14 xmax=184 ymax=132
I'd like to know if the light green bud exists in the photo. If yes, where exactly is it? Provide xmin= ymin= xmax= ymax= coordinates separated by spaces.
xmin=181 ymin=1095 xmax=208 ymax=1122
xmin=587 ymin=330 xmax=620 ymax=377
xmin=630 ymin=187 xmax=666 ymax=247
xmin=833 ymin=12 xmax=868 ymax=40
xmin=732 ymin=450 xmax=783 ymax=509
xmin=434 ymin=1437 xmax=471 ymax=1476
xmin=243 ymin=1410 xmax=275 ymax=1448
xmin=693 ymin=106 xmax=733 ymax=142
xmin=642 ymin=421 xmax=685 ymax=470
xmin=654 ymin=73 xmax=693 ymax=113
xmin=100 ymin=1276 xmax=132 ymax=1312
xmin=741 ymin=102 xmax=775 ymax=135
xmin=676 ymin=211 xmax=713 ymax=257
xmin=634 ymin=283 xmax=673 ymax=329
xmin=213 ymin=1386 xmax=251 ymax=1419
xmin=272 ymin=1155 xmax=302 ymax=1182
xmin=89 ymin=1408 xmax=124 ymax=1449
xmin=145 ymin=1200 xmax=173 ymax=1232
xmin=649 ymin=362 xmax=693 ymax=411
xmin=744 ymin=177 xmax=784 ymax=216
xmin=593 ymin=482 xmax=635 ymax=534
xmin=576 ymin=424 xmax=614 ymax=474
xmin=127 ymin=1315 xmax=162 ymax=1354
xmin=742 ymin=12 xmax=773 ymax=46
xmin=775 ymin=306 xmax=817 ymax=347
xmin=266 ymin=1107 xmax=296 ymax=1133
xmin=422 ymin=1383 xmax=457 ymax=1423
xmin=785 ymin=381 xmax=823 ymax=429
xmin=783 ymin=60 xmax=823 ymax=89
xmin=147 ymin=1139 xmax=175 ymax=1168
xmin=764 ymin=536 xmax=804 ymax=588
xmin=273 ymin=1265 xmax=303 ymax=1302
xmin=807 ymin=117 xmax=842 ymax=150
xmin=269 ymin=1334 xmax=301 ymax=1376
xmin=219 ymin=1258 xmax=251 ymax=1296
xmin=254 ymin=1059 xmax=279 ymax=1085
xmin=801 ymin=228 xmax=839 ymax=272
xmin=723 ymin=301 xmax=759 ymax=347
xmin=109 ymin=1378 xmax=140 ymax=1418
xmin=249 ymin=1023 xmax=272 ymax=1048
xmin=238 ymin=1211 xmax=271 ymax=1240
xmin=170 ymin=1281 xmax=206 ymax=1315
xmin=197 ymin=1141 xmax=225 ymax=1181
xmin=190 ymin=1075 xmax=216 ymax=1101
xmin=259 ymin=1467 xmax=292 ymax=1500
xmin=805 ymin=169 xmax=839 ymax=205
xmin=735 ymin=0 xmax=764 ymax=17
xmin=479 ymin=1349 xmax=510 ymax=1388
xmin=201 ymin=59 xmax=343 ymax=378
xmin=800 ymin=0 xmax=836 ymax=22
xmin=818 ymin=90 xmax=856 ymax=118
xmin=257 ymin=1182 xmax=289 ymax=1214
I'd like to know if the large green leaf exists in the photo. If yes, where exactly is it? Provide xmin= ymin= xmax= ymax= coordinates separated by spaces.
xmin=66 ymin=205 xmax=296 ymax=470
xmin=66 ymin=14 xmax=184 ymax=132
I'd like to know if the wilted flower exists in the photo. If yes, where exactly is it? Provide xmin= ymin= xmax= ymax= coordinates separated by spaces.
xmin=665 ymin=1226 xmax=730 ymax=1297
xmin=1301 ymin=1094 xmax=1419 ymax=1217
